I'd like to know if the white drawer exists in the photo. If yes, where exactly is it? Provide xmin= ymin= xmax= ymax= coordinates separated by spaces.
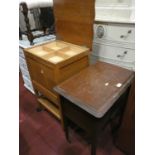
xmin=20 ymin=66 xmax=31 ymax=80
xmin=23 ymin=75 xmax=34 ymax=94
xmin=19 ymin=57 xmax=28 ymax=71
xmin=93 ymin=43 xmax=135 ymax=63
xmin=90 ymin=54 xmax=135 ymax=70
xmin=94 ymin=23 xmax=135 ymax=44
xmin=19 ymin=47 xmax=25 ymax=58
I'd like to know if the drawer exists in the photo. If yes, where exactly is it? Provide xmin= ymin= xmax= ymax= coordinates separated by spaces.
xmin=94 ymin=24 xmax=135 ymax=44
xmin=27 ymin=58 xmax=55 ymax=90
xmin=22 ymin=75 xmax=34 ymax=93
xmin=19 ymin=47 xmax=25 ymax=58
xmin=20 ymin=66 xmax=31 ymax=80
xmin=33 ymin=81 xmax=59 ymax=106
xmin=19 ymin=57 xmax=28 ymax=71
xmin=59 ymin=56 xmax=89 ymax=83
xmin=92 ymin=43 xmax=135 ymax=63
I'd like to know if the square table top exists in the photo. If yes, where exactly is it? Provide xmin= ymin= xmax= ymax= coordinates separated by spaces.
xmin=54 ymin=61 xmax=134 ymax=118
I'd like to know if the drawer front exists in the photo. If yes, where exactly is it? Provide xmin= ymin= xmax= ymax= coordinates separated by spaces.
xmin=27 ymin=58 xmax=55 ymax=91
xmin=94 ymin=24 xmax=135 ymax=44
xmin=59 ymin=56 xmax=89 ymax=83
xmin=93 ymin=43 xmax=135 ymax=63
xmin=27 ymin=58 xmax=46 ymax=87
xmin=19 ymin=57 xmax=28 ymax=71
xmin=33 ymin=81 xmax=59 ymax=106
xmin=20 ymin=66 xmax=31 ymax=80
xmin=22 ymin=75 xmax=34 ymax=93
xmin=41 ymin=64 xmax=56 ymax=90
xmin=19 ymin=47 xmax=25 ymax=58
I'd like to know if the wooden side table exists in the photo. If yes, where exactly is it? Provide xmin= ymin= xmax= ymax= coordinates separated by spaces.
xmin=54 ymin=61 xmax=134 ymax=155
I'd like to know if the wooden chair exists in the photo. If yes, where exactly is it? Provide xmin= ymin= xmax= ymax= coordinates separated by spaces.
xmin=19 ymin=1 xmax=55 ymax=45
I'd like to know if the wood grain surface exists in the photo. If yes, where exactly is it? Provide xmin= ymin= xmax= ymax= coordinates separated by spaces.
xmin=55 ymin=61 xmax=134 ymax=118
xmin=53 ymin=0 xmax=95 ymax=50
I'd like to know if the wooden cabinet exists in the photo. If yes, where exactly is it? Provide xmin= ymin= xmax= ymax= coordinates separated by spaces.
xmin=19 ymin=33 xmax=56 ymax=94
xmin=115 ymin=80 xmax=135 ymax=155
xmin=24 ymin=0 xmax=95 ymax=125
xmin=24 ymin=41 xmax=90 ymax=122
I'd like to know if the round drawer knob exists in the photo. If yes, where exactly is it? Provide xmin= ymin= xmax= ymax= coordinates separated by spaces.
xmin=96 ymin=25 xmax=104 ymax=38
xmin=120 ymin=35 xmax=124 ymax=38
xmin=40 ymin=69 xmax=44 ymax=74
xmin=124 ymin=51 xmax=128 ymax=54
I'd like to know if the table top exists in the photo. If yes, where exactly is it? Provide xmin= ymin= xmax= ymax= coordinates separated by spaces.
xmin=54 ymin=61 xmax=134 ymax=118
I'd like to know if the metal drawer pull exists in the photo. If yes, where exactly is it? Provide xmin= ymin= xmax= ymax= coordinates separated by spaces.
xmin=40 ymin=69 xmax=44 ymax=74
xmin=96 ymin=25 xmax=104 ymax=38
xmin=120 ymin=30 xmax=132 ymax=38
xmin=117 ymin=51 xmax=128 ymax=58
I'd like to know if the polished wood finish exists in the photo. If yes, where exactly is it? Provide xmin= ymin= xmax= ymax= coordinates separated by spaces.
xmin=55 ymin=62 xmax=134 ymax=155
xmin=115 ymin=79 xmax=135 ymax=155
xmin=55 ymin=62 xmax=134 ymax=118
xmin=60 ymin=90 xmax=129 ymax=155
xmin=38 ymin=97 xmax=61 ymax=120
xmin=53 ymin=0 xmax=95 ymax=50
xmin=24 ymin=40 xmax=89 ymax=124
xmin=24 ymin=0 xmax=95 ymax=125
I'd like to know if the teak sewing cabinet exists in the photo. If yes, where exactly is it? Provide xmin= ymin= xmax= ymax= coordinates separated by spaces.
xmin=24 ymin=0 xmax=95 ymax=125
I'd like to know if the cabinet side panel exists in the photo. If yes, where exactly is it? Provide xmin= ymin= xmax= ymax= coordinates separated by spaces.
xmin=59 ymin=56 xmax=89 ymax=83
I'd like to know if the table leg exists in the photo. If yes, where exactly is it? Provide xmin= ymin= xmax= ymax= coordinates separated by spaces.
xmin=64 ymin=116 xmax=71 ymax=143
xmin=91 ymin=129 xmax=97 ymax=155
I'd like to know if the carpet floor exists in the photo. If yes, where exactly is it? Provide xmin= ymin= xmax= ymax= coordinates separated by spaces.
xmin=19 ymin=75 xmax=125 ymax=155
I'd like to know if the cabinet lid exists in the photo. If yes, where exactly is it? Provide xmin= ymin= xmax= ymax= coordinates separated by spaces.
xmin=53 ymin=0 xmax=95 ymax=50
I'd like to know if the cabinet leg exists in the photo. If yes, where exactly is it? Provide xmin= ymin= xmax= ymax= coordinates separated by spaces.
xmin=36 ymin=103 xmax=44 ymax=112
xmin=64 ymin=117 xmax=71 ymax=143
xmin=91 ymin=131 xmax=97 ymax=155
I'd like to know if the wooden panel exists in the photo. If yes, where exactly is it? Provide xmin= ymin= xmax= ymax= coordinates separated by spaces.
xmin=55 ymin=61 xmax=134 ymax=118
xmin=27 ymin=58 xmax=47 ymax=87
xmin=115 ymin=79 xmax=135 ymax=155
xmin=59 ymin=56 xmax=89 ymax=83
xmin=42 ymin=64 xmax=56 ymax=90
xmin=25 ymin=40 xmax=89 ymax=66
xmin=38 ymin=97 xmax=61 ymax=120
xmin=33 ymin=81 xmax=59 ymax=106
xmin=53 ymin=0 xmax=95 ymax=49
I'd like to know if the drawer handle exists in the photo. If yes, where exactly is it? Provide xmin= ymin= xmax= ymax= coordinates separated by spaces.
xmin=117 ymin=51 xmax=128 ymax=58
xmin=120 ymin=35 xmax=125 ymax=38
xmin=96 ymin=25 xmax=104 ymax=38
xmin=40 ymin=69 xmax=44 ymax=74
xmin=120 ymin=30 xmax=132 ymax=38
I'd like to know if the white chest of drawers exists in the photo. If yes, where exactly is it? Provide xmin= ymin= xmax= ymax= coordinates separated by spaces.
xmin=91 ymin=22 xmax=135 ymax=70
